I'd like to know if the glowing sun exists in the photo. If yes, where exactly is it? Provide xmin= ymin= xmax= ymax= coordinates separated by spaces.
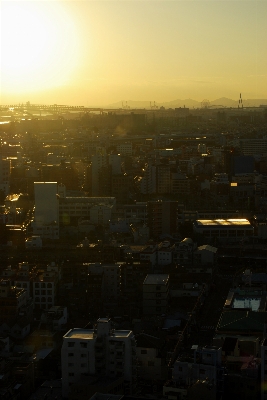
xmin=1 ymin=1 xmax=80 ymax=93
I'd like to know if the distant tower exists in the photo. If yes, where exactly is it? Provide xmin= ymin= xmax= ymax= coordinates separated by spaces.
xmin=238 ymin=93 xmax=243 ymax=109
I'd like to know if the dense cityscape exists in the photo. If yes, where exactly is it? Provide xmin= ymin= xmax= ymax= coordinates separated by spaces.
xmin=0 ymin=102 xmax=267 ymax=399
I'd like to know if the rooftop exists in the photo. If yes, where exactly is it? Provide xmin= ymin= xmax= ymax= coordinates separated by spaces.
xmin=143 ymin=274 xmax=169 ymax=285
xmin=217 ymin=310 xmax=267 ymax=333
xmin=195 ymin=219 xmax=251 ymax=227
xmin=64 ymin=329 xmax=94 ymax=340
xmin=64 ymin=328 xmax=132 ymax=340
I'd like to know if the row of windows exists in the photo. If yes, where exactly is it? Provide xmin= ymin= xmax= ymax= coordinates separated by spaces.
xmin=35 ymin=297 xmax=53 ymax=303
xmin=15 ymin=283 xmax=28 ymax=288
xmin=202 ymin=230 xmax=252 ymax=237
xmin=68 ymin=353 xmax=87 ymax=357
xmin=34 ymin=283 xmax=53 ymax=288
xmin=35 ymin=290 xmax=53 ymax=295
xmin=68 ymin=363 xmax=87 ymax=369
xmin=68 ymin=342 xmax=87 ymax=348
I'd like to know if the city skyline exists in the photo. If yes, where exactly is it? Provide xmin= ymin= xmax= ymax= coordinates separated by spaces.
xmin=1 ymin=0 xmax=267 ymax=106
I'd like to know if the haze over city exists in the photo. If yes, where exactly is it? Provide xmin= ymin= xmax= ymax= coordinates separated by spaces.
xmin=1 ymin=0 xmax=267 ymax=106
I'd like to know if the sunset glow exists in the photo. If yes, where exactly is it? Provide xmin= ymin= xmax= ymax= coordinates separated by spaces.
xmin=1 ymin=0 xmax=267 ymax=105
xmin=1 ymin=1 xmax=80 ymax=94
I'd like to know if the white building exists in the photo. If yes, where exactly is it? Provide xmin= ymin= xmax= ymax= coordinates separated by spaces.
xmin=194 ymin=245 xmax=218 ymax=265
xmin=140 ymin=244 xmax=158 ymax=267
xmin=61 ymin=318 xmax=137 ymax=398
xmin=157 ymin=241 xmax=173 ymax=266
xmin=164 ymin=346 xmax=222 ymax=399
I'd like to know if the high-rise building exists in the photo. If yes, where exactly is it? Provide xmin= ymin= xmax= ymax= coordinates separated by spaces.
xmin=147 ymin=200 xmax=179 ymax=239
xmin=32 ymin=182 xmax=59 ymax=239
xmin=61 ymin=318 xmax=137 ymax=398
xmin=143 ymin=274 xmax=169 ymax=315
xmin=0 ymin=156 xmax=11 ymax=195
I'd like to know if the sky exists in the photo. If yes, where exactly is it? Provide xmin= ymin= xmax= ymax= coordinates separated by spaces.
xmin=1 ymin=0 xmax=267 ymax=106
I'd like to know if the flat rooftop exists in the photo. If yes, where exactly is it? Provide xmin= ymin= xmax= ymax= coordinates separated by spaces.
xmin=64 ymin=329 xmax=94 ymax=340
xmin=143 ymin=274 xmax=169 ymax=285
xmin=64 ymin=328 xmax=132 ymax=339
xmin=195 ymin=219 xmax=252 ymax=227
xmin=233 ymin=297 xmax=261 ymax=311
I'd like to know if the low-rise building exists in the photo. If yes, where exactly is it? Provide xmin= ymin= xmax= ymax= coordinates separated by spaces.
xmin=193 ymin=219 xmax=253 ymax=242
xmin=61 ymin=318 xmax=137 ymax=398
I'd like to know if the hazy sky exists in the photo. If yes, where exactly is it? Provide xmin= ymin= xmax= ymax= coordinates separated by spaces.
xmin=1 ymin=0 xmax=267 ymax=106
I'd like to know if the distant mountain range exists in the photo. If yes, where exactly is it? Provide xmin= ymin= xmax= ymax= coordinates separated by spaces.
xmin=106 ymin=97 xmax=267 ymax=109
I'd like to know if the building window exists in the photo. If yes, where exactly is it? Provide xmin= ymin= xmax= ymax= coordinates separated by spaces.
xmin=68 ymin=353 xmax=74 ymax=357
xmin=69 ymin=372 xmax=74 ymax=377
xmin=68 ymin=342 xmax=75 ymax=347
xmin=81 ymin=363 xmax=87 ymax=368
xmin=80 ymin=342 xmax=87 ymax=348
xmin=81 ymin=354 xmax=86 ymax=358
xmin=68 ymin=363 xmax=74 ymax=367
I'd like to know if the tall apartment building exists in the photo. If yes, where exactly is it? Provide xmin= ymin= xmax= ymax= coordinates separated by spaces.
xmin=171 ymin=172 xmax=190 ymax=195
xmin=157 ymin=163 xmax=171 ymax=194
xmin=61 ymin=318 xmax=137 ymax=398
xmin=32 ymin=263 xmax=59 ymax=310
xmin=147 ymin=200 xmax=179 ymax=239
xmin=0 ymin=156 xmax=11 ymax=195
xmin=143 ymin=274 xmax=169 ymax=315
xmin=91 ymin=154 xmax=122 ymax=196
xmin=139 ymin=162 xmax=156 ymax=195
xmin=240 ymin=139 xmax=267 ymax=156
xmin=32 ymin=182 xmax=59 ymax=239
